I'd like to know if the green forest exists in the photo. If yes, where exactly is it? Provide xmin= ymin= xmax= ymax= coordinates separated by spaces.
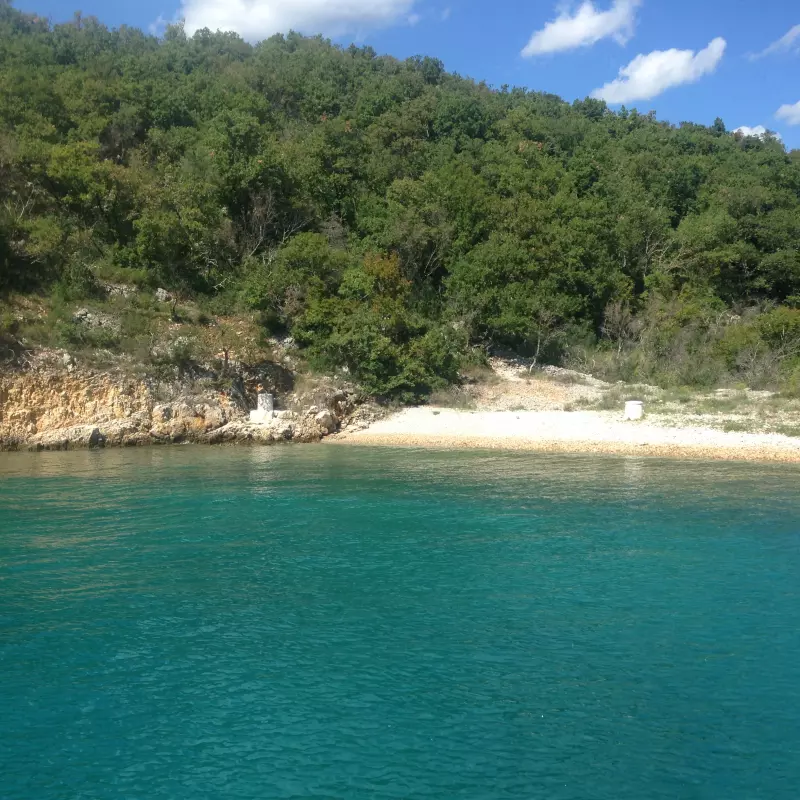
xmin=2 ymin=4 xmax=800 ymax=399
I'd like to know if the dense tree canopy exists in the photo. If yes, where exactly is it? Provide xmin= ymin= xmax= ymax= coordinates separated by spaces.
xmin=1 ymin=5 xmax=799 ymax=396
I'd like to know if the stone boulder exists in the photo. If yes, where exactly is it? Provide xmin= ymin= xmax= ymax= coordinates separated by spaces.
xmin=29 ymin=424 xmax=106 ymax=451
xmin=72 ymin=308 xmax=119 ymax=332
xmin=315 ymin=409 xmax=337 ymax=434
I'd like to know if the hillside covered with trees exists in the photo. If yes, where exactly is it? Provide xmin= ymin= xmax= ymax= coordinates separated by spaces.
xmin=1 ymin=4 xmax=800 ymax=399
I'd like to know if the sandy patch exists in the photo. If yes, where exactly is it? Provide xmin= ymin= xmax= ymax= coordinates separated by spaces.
xmin=333 ymin=408 xmax=800 ymax=463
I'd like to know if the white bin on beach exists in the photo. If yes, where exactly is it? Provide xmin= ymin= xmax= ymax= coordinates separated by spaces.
xmin=624 ymin=400 xmax=644 ymax=421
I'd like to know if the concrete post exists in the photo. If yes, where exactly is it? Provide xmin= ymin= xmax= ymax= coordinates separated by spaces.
xmin=257 ymin=392 xmax=274 ymax=414
xmin=249 ymin=392 xmax=274 ymax=424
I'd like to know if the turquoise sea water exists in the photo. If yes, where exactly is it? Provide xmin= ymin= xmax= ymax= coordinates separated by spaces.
xmin=1 ymin=446 xmax=799 ymax=799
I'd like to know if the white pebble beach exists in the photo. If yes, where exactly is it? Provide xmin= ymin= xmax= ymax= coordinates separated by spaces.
xmin=334 ymin=407 xmax=800 ymax=462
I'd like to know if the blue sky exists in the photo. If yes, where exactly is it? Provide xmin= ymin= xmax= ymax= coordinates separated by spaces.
xmin=15 ymin=0 xmax=800 ymax=149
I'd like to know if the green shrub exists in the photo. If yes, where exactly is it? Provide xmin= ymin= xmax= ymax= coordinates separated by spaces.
xmin=0 ymin=309 xmax=18 ymax=337
xmin=239 ymin=234 xmax=351 ymax=323
xmin=55 ymin=319 xmax=121 ymax=350
xmin=55 ymin=262 xmax=103 ymax=301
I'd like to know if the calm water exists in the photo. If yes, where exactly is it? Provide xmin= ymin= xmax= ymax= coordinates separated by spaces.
xmin=1 ymin=446 xmax=799 ymax=799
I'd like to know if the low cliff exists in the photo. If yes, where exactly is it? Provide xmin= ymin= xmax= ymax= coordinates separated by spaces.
xmin=0 ymin=349 xmax=376 ymax=451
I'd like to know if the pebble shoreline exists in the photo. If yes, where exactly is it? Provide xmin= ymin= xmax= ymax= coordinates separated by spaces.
xmin=333 ymin=408 xmax=800 ymax=463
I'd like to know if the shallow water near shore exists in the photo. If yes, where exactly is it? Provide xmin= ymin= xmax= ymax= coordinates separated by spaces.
xmin=1 ymin=446 xmax=799 ymax=799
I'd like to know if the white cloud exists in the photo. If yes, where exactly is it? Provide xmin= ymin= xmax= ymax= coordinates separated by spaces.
xmin=591 ymin=37 xmax=726 ymax=104
xmin=776 ymin=100 xmax=800 ymax=126
xmin=149 ymin=14 xmax=168 ymax=35
xmin=733 ymin=125 xmax=781 ymax=141
xmin=441 ymin=7 xmax=451 ymax=21
xmin=521 ymin=0 xmax=641 ymax=57
xmin=734 ymin=125 xmax=768 ymax=138
xmin=180 ymin=0 xmax=416 ymax=40
xmin=749 ymin=24 xmax=800 ymax=60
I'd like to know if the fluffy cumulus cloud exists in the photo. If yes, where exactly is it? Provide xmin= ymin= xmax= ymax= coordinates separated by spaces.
xmin=733 ymin=125 xmax=781 ymax=141
xmin=180 ymin=0 xmax=416 ymax=40
xmin=591 ymin=37 xmax=726 ymax=104
xmin=776 ymin=101 xmax=800 ymax=126
xmin=750 ymin=24 xmax=800 ymax=60
xmin=521 ymin=0 xmax=640 ymax=57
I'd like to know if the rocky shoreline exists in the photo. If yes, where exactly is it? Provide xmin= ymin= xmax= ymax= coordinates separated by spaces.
xmin=0 ymin=349 xmax=381 ymax=452
xmin=6 ymin=349 xmax=800 ymax=463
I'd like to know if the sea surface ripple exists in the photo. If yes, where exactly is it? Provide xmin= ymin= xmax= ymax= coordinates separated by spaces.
xmin=1 ymin=447 xmax=799 ymax=799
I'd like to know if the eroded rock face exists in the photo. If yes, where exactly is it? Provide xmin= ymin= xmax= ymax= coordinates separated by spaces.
xmin=315 ymin=409 xmax=337 ymax=434
xmin=0 ymin=350 xmax=362 ymax=451
xmin=1 ymin=363 xmax=156 ymax=446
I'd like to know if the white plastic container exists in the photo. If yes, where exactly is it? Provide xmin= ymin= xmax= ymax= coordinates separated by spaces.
xmin=624 ymin=400 xmax=644 ymax=421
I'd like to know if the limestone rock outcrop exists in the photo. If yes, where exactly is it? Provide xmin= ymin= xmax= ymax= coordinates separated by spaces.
xmin=0 ymin=349 xmax=365 ymax=451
